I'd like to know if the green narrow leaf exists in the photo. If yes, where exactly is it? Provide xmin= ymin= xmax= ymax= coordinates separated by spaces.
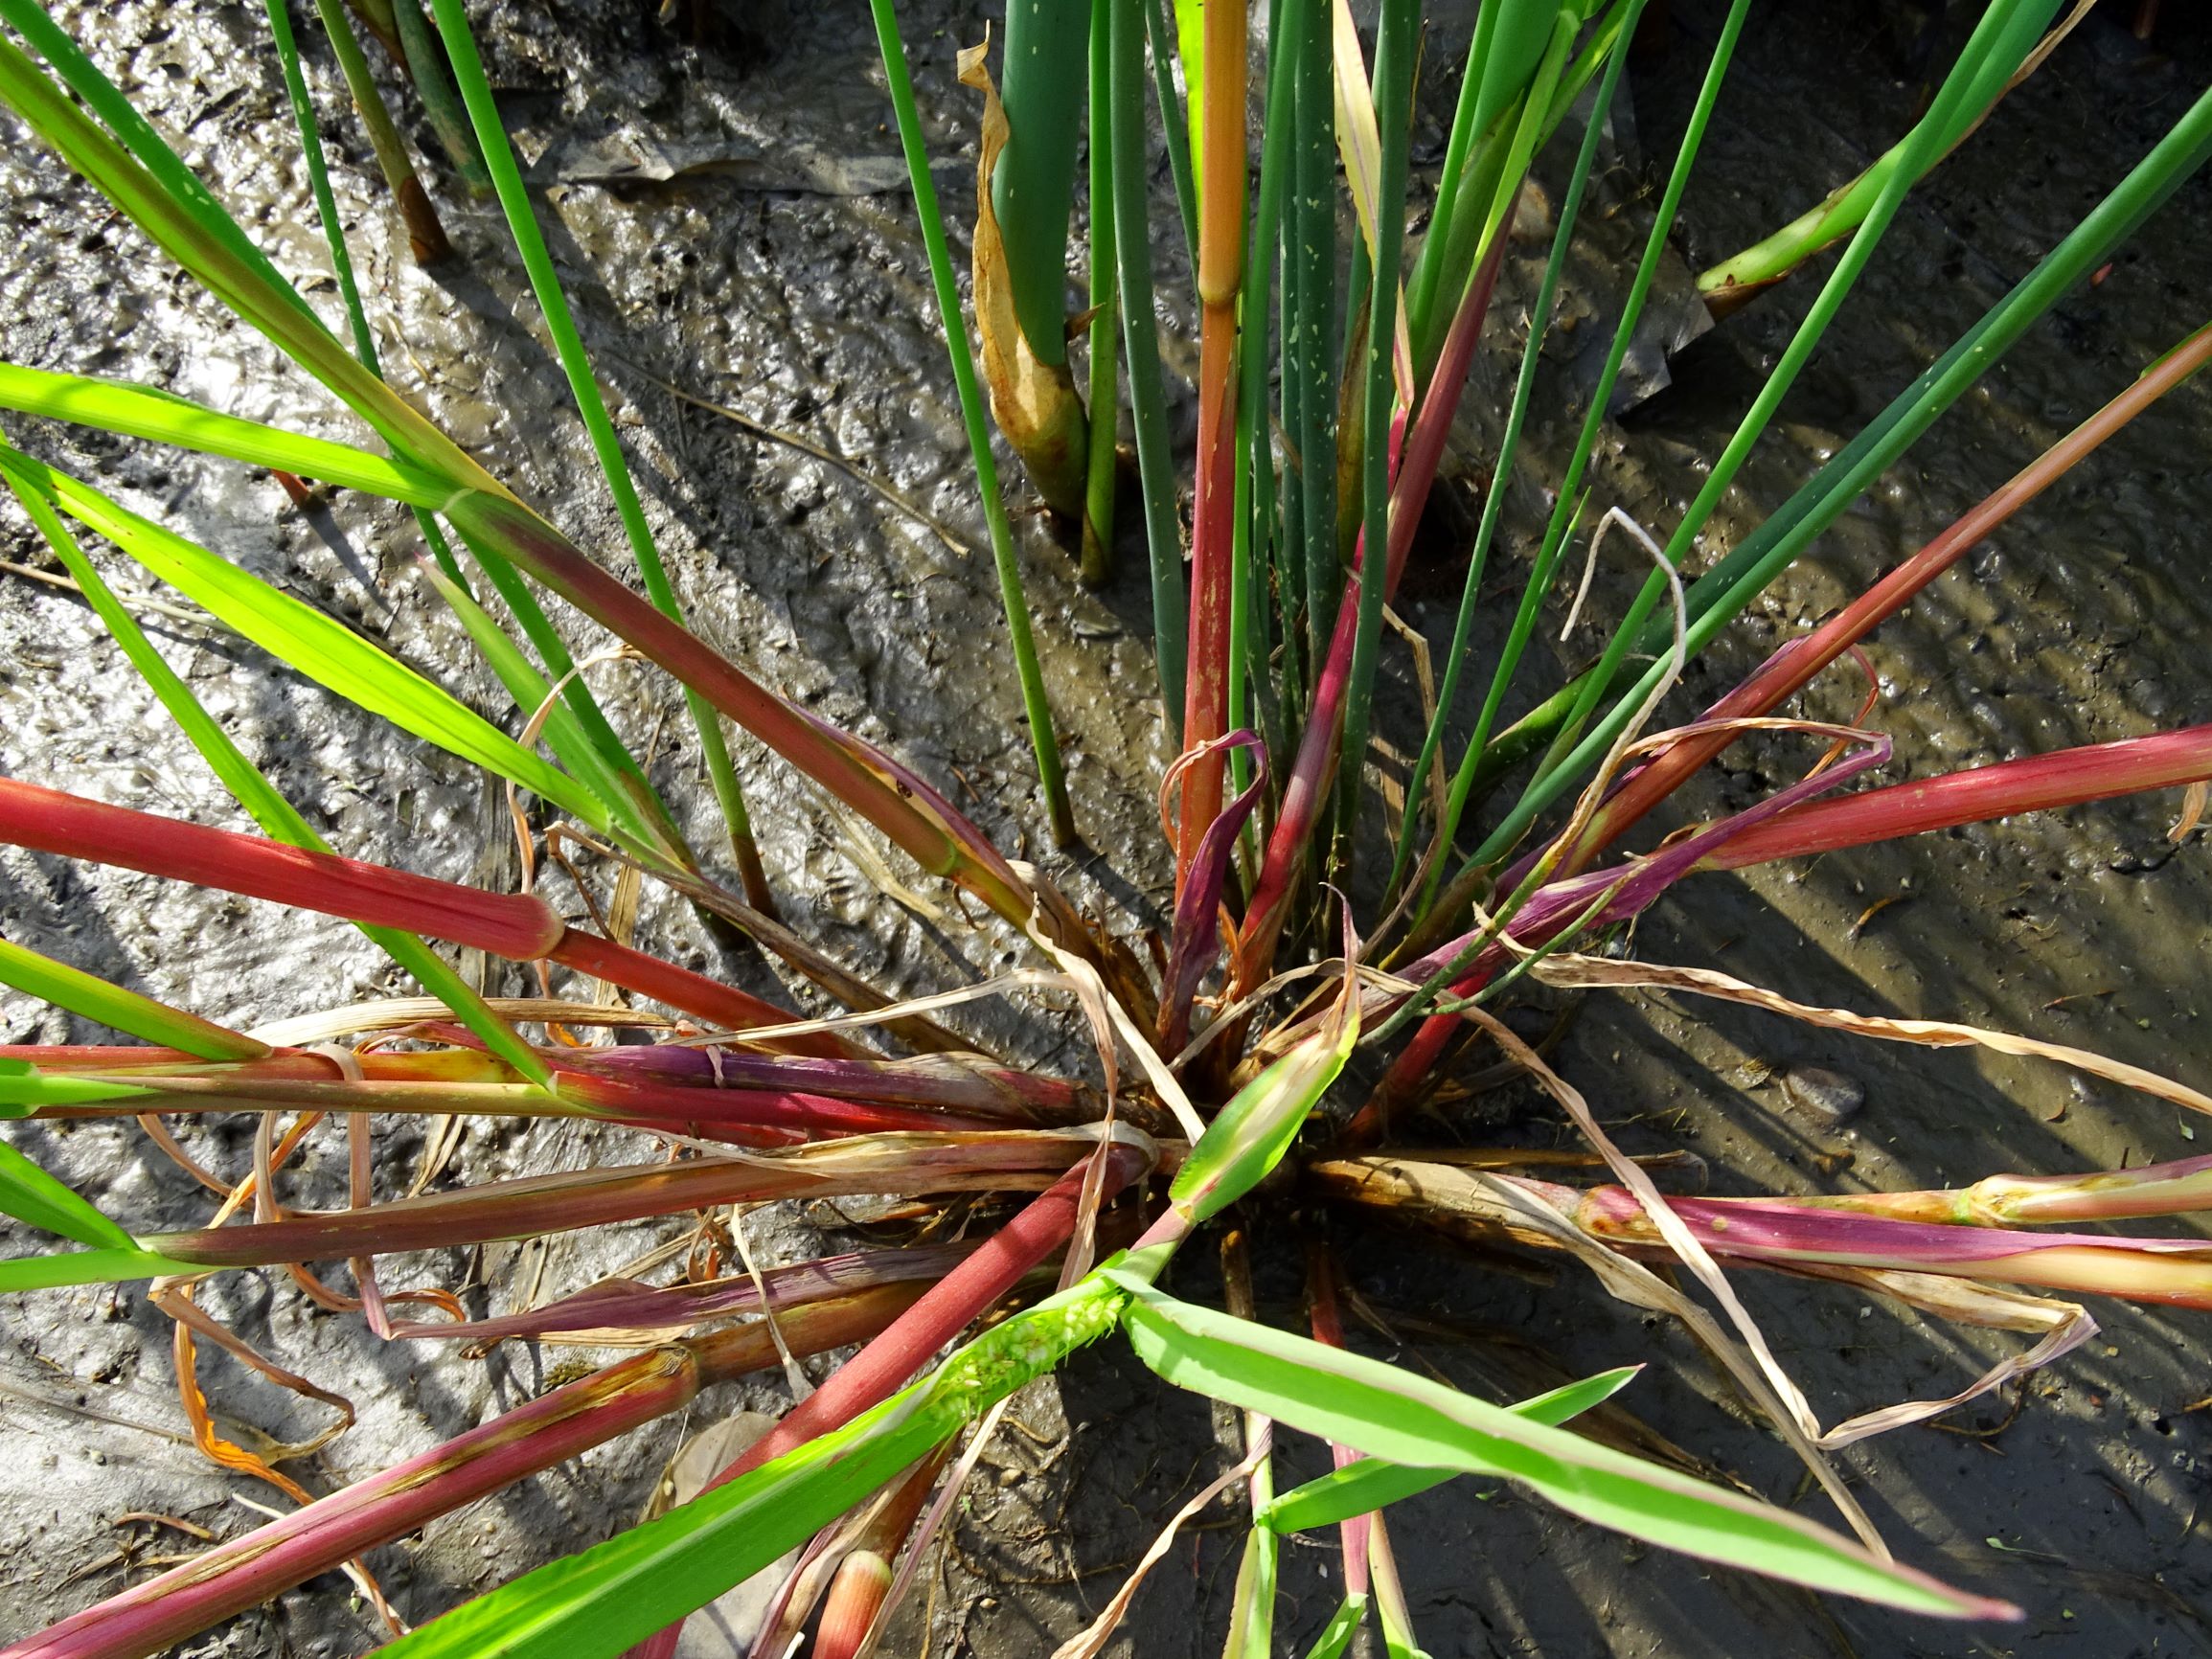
xmin=0 ymin=1064 xmax=151 ymax=1117
xmin=1168 ymin=977 xmax=1357 ymax=1228
xmin=0 ymin=362 xmax=450 ymax=504
xmin=1300 ymin=1593 xmax=1369 ymax=1659
xmin=0 ymin=1242 xmax=206 ymax=1290
xmin=866 ymin=0 xmax=1074 ymax=845
xmin=422 ymin=0 xmax=771 ymax=875
xmin=0 ymin=443 xmax=554 ymax=1086
xmin=0 ymin=1138 xmax=134 ymax=1250
xmin=0 ymin=934 xmax=269 ymax=1060
xmin=379 ymin=1276 xmax=1128 ymax=1656
xmin=1258 ymin=1366 xmax=1641 ymax=1533
xmin=0 ymin=446 xmax=621 ymax=844
xmin=1106 ymin=1278 xmax=2014 ymax=1620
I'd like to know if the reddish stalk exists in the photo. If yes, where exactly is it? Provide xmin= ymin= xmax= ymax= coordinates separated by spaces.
xmin=1174 ymin=0 xmax=1248 ymax=887
xmin=0 ymin=778 xmax=849 ymax=1055
xmin=1305 ymin=1247 xmax=1373 ymax=1602
xmin=1703 ymin=722 xmax=2212 ymax=869
xmin=1823 ymin=1150 xmax=2212 ymax=1227
xmin=625 ymin=1144 xmax=1148 ymax=1659
xmin=1233 ymin=212 xmax=1517 ymax=991
xmin=1566 ymin=318 xmax=2212 ymax=871
xmin=0 ymin=777 xmax=561 ymax=959
xmin=443 ymin=492 xmax=1045 ymax=936
xmin=5 ymin=1286 xmax=926 ymax=1659
xmin=1566 ymin=1182 xmax=2212 ymax=1307
xmin=137 ymin=1132 xmax=1102 ymax=1267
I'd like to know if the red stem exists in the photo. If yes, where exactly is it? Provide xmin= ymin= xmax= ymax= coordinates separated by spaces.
xmin=1175 ymin=0 xmax=1249 ymax=887
xmin=3 ymin=1288 xmax=925 ymax=1659
xmin=0 ymin=778 xmax=849 ymax=1053
xmin=0 ymin=778 xmax=560 ymax=958
xmin=1703 ymin=722 xmax=2212 ymax=870
xmin=1304 ymin=1248 xmax=1372 ymax=1600
xmin=1571 ymin=318 xmax=2212 ymax=870
xmin=625 ymin=1145 xmax=1148 ymax=1659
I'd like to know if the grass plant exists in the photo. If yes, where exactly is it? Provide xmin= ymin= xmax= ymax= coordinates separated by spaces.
xmin=0 ymin=1 xmax=2209 ymax=1655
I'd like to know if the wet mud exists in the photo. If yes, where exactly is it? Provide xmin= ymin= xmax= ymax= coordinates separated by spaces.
xmin=3 ymin=0 xmax=2212 ymax=1654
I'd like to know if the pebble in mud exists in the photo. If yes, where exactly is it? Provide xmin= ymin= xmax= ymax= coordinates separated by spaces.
xmin=1781 ymin=1064 xmax=1865 ymax=1125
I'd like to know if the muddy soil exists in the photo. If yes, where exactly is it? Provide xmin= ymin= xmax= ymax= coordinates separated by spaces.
xmin=3 ymin=0 xmax=2211 ymax=1654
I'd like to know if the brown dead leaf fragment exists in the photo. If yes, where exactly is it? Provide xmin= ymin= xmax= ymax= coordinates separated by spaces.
xmin=959 ymin=39 xmax=1089 ymax=518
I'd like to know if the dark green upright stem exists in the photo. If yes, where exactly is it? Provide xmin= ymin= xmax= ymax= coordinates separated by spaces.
xmin=1112 ymin=0 xmax=1188 ymax=730
xmin=1385 ymin=4 xmax=1641 ymax=905
xmin=993 ymin=0 xmax=1090 ymax=371
xmin=427 ymin=0 xmax=777 ymax=897
xmin=389 ymin=0 xmax=492 ymax=195
xmin=1141 ymin=0 xmax=1201 ymax=265
xmin=311 ymin=0 xmax=449 ymax=264
xmin=1331 ymin=0 xmax=1417 ymax=870
xmin=1291 ymin=0 xmax=1338 ymax=686
xmin=1080 ymin=0 xmax=1119 ymax=587
xmin=867 ymin=0 xmax=1076 ymax=846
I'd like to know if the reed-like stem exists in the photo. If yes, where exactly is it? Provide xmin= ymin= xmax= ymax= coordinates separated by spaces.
xmin=309 ymin=0 xmax=450 ymax=265
xmin=425 ymin=0 xmax=774 ymax=904
xmin=1111 ymin=0 xmax=1188 ymax=726
xmin=1174 ymin=0 xmax=1248 ymax=887
xmin=140 ymin=1132 xmax=1105 ymax=1268
xmin=1565 ymin=317 xmax=2212 ymax=871
xmin=1080 ymin=0 xmax=1119 ymax=587
xmin=1330 ymin=0 xmax=1417 ymax=873
xmin=8 ymin=1286 xmax=924 ymax=1659
xmin=1703 ymin=723 xmax=2212 ymax=871
xmin=872 ymin=0 xmax=1077 ymax=845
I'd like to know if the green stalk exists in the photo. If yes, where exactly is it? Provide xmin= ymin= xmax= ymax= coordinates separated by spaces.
xmin=1330 ymin=0 xmax=1417 ymax=868
xmin=423 ymin=0 xmax=775 ymax=901
xmin=388 ymin=0 xmax=491 ymax=195
xmin=992 ymin=0 xmax=1089 ymax=374
xmin=1523 ymin=0 xmax=2056 ymax=794
xmin=1290 ymin=0 xmax=1338 ymax=678
xmin=1080 ymin=0 xmax=1118 ymax=587
xmin=1112 ymin=0 xmax=1188 ymax=729
xmin=1141 ymin=0 xmax=1201 ymax=262
xmin=0 ymin=455 xmax=552 ymax=1085
xmin=1699 ymin=0 xmax=2056 ymax=308
xmin=262 ymin=0 xmax=468 ymax=590
xmin=1404 ymin=0 xmax=1560 ymax=362
xmin=310 ymin=0 xmax=451 ymax=265
xmin=1458 ymin=1 xmax=2068 ymax=876
xmin=272 ymin=0 xmax=676 ymax=850
xmin=867 ymin=0 xmax=1075 ymax=847
xmin=1383 ymin=4 xmax=1637 ymax=904
xmin=1423 ymin=0 xmax=1754 ymax=913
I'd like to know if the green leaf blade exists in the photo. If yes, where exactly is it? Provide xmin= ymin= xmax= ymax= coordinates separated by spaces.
xmin=1111 ymin=1281 xmax=2013 ymax=1621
